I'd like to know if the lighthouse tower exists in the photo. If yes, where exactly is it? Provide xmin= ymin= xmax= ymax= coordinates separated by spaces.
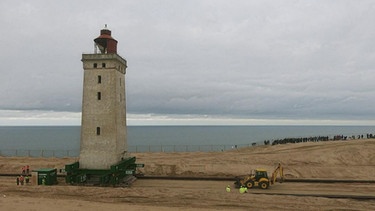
xmin=79 ymin=26 xmax=128 ymax=169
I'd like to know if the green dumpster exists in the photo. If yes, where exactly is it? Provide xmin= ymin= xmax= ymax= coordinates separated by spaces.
xmin=33 ymin=168 xmax=58 ymax=185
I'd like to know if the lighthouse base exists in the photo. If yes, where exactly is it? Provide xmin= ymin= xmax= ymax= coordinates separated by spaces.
xmin=65 ymin=157 xmax=144 ymax=186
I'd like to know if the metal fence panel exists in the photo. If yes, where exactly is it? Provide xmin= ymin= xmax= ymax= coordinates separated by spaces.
xmin=0 ymin=144 xmax=254 ymax=157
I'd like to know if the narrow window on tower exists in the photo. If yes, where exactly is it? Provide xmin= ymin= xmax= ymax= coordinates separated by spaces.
xmin=96 ymin=127 xmax=101 ymax=135
xmin=93 ymin=63 xmax=98 ymax=68
xmin=102 ymin=63 xmax=106 ymax=68
xmin=97 ymin=92 xmax=101 ymax=100
xmin=98 ymin=75 xmax=101 ymax=84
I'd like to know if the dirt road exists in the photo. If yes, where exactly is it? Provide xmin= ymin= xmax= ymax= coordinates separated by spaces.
xmin=1 ymin=177 xmax=375 ymax=210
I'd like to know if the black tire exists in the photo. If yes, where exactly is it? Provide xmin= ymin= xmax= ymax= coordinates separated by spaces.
xmin=259 ymin=182 xmax=269 ymax=189
xmin=246 ymin=181 xmax=254 ymax=189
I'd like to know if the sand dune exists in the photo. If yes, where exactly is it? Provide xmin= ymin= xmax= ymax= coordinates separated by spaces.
xmin=1 ymin=139 xmax=375 ymax=210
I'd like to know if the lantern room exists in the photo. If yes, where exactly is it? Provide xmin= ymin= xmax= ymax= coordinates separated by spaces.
xmin=94 ymin=24 xmax=118 ymax=54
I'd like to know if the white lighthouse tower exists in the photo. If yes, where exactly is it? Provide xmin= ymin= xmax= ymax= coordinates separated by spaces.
xmin=79 ymin=26 xmax=128 ymax=169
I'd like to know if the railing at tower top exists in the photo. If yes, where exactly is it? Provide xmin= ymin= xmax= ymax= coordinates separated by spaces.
xmin=82 ymin=53 xmax=127 ymax=64
xmin=0 ymin=144 xmax=251 ymax=158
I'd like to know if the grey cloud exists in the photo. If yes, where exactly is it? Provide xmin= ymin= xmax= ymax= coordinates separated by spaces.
xmin=1 ymin=0 xmax=375 ymax=123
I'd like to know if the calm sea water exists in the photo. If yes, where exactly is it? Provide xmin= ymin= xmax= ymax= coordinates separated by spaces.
xmin=1 ymin=125 xmax=374 ymax=152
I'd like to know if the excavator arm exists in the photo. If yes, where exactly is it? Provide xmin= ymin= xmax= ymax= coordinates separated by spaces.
xmin=270 ymin=163 xmax=284 ymax=185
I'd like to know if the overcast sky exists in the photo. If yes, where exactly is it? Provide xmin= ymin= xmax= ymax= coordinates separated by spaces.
xmin=1 ymin=0 xmax=375 ymax=125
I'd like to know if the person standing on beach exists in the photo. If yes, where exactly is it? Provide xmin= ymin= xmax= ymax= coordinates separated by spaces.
xmin=19 ymin=175 xmax=24 ymax=185
xmin=26 ymin=165 xmax=30 ymax=175
xmin=25 ymin=175 xmax=30 ymax=184
xmin=22 ymin=166 xmax=25 ymax=175
xmin=16 ymin=176 xmax=19 ymax=185
xmin=239 ymin=186 xmax=245 ymax=194
xmin=239 ymin=186 xmax=248 ymax=194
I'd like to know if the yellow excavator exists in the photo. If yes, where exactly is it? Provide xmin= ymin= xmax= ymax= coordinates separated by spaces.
xmin=234 ymin=163 xmax=284 ymax=189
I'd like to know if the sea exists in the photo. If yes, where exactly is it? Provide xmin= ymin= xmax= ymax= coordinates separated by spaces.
xmin=1 ymin=125 xmax=374 ymax=156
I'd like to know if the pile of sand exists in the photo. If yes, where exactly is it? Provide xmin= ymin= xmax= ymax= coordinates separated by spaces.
xmin=135 ymin=139 xmax=375 ymax=179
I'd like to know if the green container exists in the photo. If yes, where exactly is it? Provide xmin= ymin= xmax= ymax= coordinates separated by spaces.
xmin=33 ymin=168 xmax=57 ymax=185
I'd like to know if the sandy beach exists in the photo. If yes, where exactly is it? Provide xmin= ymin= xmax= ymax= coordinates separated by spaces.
xmin=1 ymin=139 xmax=375 ymax=210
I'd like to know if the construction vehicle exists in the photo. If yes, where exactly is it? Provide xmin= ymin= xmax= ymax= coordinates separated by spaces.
xmin=234 ymin=163 xmax=284 ymax=189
